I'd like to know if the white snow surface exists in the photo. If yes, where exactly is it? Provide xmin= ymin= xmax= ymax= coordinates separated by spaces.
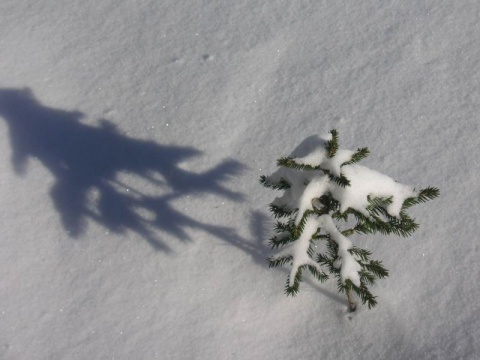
xmin=1 ymin=1 xmax=480 ymax=359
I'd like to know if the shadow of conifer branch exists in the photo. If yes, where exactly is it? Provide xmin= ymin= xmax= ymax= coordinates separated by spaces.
xmin=0 ymin=87 xmax=250 ymax=253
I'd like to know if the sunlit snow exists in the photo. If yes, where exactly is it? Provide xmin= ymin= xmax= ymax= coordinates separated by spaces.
xmin=1 ymin=0 xmax=479 ymax=359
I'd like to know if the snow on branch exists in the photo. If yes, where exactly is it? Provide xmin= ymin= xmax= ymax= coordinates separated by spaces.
xmin=260 ymin=129 xmax=439 ymax=311
xmin=318 ymin=214 xmax=361 ymax=287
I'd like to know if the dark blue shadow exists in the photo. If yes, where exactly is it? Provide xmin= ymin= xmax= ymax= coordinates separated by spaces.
xmin=0 ymin=88 xmax=253 ymax=253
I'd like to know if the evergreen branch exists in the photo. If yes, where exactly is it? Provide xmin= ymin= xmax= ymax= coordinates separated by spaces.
xmin=348 ymin=247 xmax=372 ymax=262
xmin=316 ymin=253 xmax=330 ymax=265
xmin=268 ymin=255 xmax=293 ymax=268
xmin=306 ymin=245 xmax=315 ymax=258
xmin=273 ymin=220 xmax=294 ymax=234
xmin=395 ymin=215 xmax=419 ymax=237
xmin=326 ymin=129 xmax=339 ymax=158
xmin=351 ymin=209 xmax=419 ymax=237
xmin=333 ymin=210 xmax=349 ymax=222
xmin=329 ymin=173 xmax=351 ymax=187
xmin=341 ymin=228 xmax=356 ymax=237
xmin=312 ymin=198 xmax=334 ymax=216
xmin=348 ymin=210 xmax=386 ymax=234
xmin=269 ymin=204 xmax=297 ymax=218
xmin=268 ymin=234 xmax=294 ymax=249
xmin=353 ymin=282 xmax=378 ymax=309
xmin=338 ymin=280 xmax=378 ymax=309
xmin=362 ymin=260 xmax=389 ymax=279
xmin=277 ymin=157 xmax=320 ymax=171
xmin=317 ymin=252 xmax=338 ymax=274
xmin=381 ymin=210 xmax=419 ymax=237
xmin=359 ymin=270 xmax=376 ymax=285
xmin=366 ymin=195 xmax=393 ymax=216
xmin=317 ymin=194 xmax=341 ymax=213
xmin=336 ymin=278 xmax=350 ymax=293
xmin=312 ymin=233 xmax=330 ymax=241
xmin=259 ymin=175 xmax=291 ymax=190
xmin=307 ymin=265 xmax=329 ymax=282
xmin=325 ymin=238 xmax=339 ymax=256
xmin=285 ymin=267 xmax=303 ymax=296
xmin=402 ymin=186 xmax=440 ymax=209
xmin=293 ymin=210 xmax=315 ymax=238
xmin=342 ymin=147 xmax=370 ymax=166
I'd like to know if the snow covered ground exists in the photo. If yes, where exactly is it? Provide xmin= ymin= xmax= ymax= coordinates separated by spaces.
xmin=1 ymin=0 xmax=479 ymax=359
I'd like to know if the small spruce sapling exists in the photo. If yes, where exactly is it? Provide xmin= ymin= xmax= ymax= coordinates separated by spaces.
xmin=260 ymin=130 xmax=439 ymax=311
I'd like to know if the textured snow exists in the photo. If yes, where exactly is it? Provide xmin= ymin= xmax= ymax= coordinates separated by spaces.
xmin=333 ymin=164 xmax=417 ymax=217
xmin=1 ymin=1 xmax=479 ymax=359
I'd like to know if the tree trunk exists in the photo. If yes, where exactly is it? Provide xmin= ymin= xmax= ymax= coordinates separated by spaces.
xmin=347 ymin=288 xmax=357 ymax=312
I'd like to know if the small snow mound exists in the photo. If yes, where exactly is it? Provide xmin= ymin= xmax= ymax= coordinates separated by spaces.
xmin=332 ymin=165 xmax=416 ymax=217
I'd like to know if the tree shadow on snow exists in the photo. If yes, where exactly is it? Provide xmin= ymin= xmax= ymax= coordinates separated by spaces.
xmin=0 ymin=87 xmax=257 ymax=254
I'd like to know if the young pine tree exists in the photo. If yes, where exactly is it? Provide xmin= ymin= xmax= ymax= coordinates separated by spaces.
xmin=260 ymin=130 xmax=439 ymax=311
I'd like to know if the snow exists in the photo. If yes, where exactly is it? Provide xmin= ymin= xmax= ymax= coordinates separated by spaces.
xmin=294 ymin=149 xmax=327 ymax=167
xmin=322 ymin=149 xmax=355 ymax=177
xmin=333 ymin=164 xmax=417 ymax=217
xmin=1 ymin=0 xmax=480 ymax=359
xmin=318 ymin=214 xmax=361 ymax=287
xmin=294 ymin=175 xmax=329 ymax=225
xmin=268 ymin=136 xmax=416 ymax=227
xmin=274 ymin=215 xmax=323 ymax=287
